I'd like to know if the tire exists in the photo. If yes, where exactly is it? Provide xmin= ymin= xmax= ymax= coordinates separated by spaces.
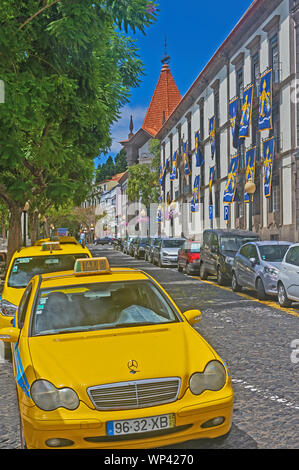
xmin=256 ymin=278 xmax=266 ymax=300
xmin=158 ymin=257 xmax=163 ymax=268
xmin=217 ymin=266 xmax=225 ymax=286
xmin=186 ymin=263 xmax=191 ymax=275
xmin=231 ymin=272 xmax=241 ymax=292
xmin=199 ymin=263 xmax=208 ymax=280
xmin=278 ymin=282 xmax=292 ymax=308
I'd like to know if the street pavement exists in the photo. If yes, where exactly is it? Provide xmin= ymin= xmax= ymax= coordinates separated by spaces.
xmin=0 ymin=244 xmax=298 ymax=449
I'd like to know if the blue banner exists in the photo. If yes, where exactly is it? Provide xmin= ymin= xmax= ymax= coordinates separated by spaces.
xmin=170 ymin=150 xmax=177 ymax=180
xmin=159 ymin=165 xmax=166 ymax=192
xmin=191 ymin=174 xmax=200 ymax=212
xmin=183 ymin=142 xmax=190 ymax=175
xmin=259 ymin=69 xmax=272 ymax=131
xmin=263 ymin=137 xmax=275 ymax=198
xmin=239 ymin=84 xmax=253 ymax=138
xmin=209 ymin=116 xmax=216 ymax=159
xmin=223 ymin=154 xmax=239 ymax=203
xmin=244 ymin=147 xmax=256 ymax=202
xmin=194 ymin=131 xmax=204 ymax=167
xmin=229 ymin=97 xmax=240 ymax=149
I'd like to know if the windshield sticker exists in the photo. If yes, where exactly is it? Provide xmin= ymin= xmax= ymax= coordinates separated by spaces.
xmin=16 ymin=258 xmax=32 ymax=264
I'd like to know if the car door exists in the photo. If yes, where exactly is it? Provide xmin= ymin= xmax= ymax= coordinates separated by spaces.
xmin=206 ymin=233 xmax=218 ymax=275
xmin=234 ymin=244 xmax=248 ymax=286
xmin=282 ymin=246 xmax=299 ymax=300
xmin=179 ymin=241 xmax=188 ymax=269
xmin=246 ymin=244 xmax=259 ymax=288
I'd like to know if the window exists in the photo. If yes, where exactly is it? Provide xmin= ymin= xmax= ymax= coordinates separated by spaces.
xmin=236 ymin=68 xmax=244 ymax=99
xmin=215 ymin=190 xmax=220 ymax=218
xmin=270 ymin=34 xmax=279 ymax=83
xmin=253 ymin=181 xmax=261 ymax=216
xmin=18 ymin=283 xmax=33 ymax=329
xmin=285 ymin=246 xmax=299 ymax=267
xmin=269 ymin=172 xmax=280 ymax=213
xmin=252 ymin=53 xmax=260 ymax=97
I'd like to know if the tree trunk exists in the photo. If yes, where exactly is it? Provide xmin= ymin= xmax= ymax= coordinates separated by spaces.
xmin=29 ymin=211 xmax=39 ymax=245
xmin=7 ymin=203 xmax=23 ymax=267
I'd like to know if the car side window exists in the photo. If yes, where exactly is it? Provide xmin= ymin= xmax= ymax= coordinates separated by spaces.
xmin=18 ymin=283 xmax=33 ymax=329
xmin=210 ymin=233 xmax=218 ymax=249
xmin=240 ymin=244 xmax=250 ymax=258
xmin=285 ymin=247 xmax=299 ymax=267
xmin=248 ymin=245 xmax=258 ymax=260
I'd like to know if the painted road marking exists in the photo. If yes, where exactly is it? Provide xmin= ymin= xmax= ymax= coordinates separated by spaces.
xmin=191 ymin=276 xmax=299 ymax=319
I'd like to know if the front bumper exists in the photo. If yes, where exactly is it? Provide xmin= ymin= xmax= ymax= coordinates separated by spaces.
xmin=187 ymin=262 xmax=201 ymax=273
xmin=161 ymin=256 xmax=178 ymax=266
xmin=21 ymin=388 xmax=233 ymax=449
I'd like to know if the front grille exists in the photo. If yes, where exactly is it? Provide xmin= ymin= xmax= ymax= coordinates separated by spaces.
xmin=87 ymin=378 xmax=181 ymax=410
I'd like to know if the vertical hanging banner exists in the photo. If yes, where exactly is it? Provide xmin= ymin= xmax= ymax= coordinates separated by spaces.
xmin=239 ymin=84 xmax=253 ymax=138
xmin=183 ymin=141 xmax=190 ymax=175
xmin=259 ymin=69 xmax=272 ymax=131
xmin=194 ymin=131 xmax=204 ymax=167
xmin=244 ymin=147 xmax=256 ymax=202
xmin=156 ymin=196 xmax=162 ymax=223
xmin=223 ymin=154 xmax=239 ymax=203
xmin=209 ymin=166 xmax=215 ymax=205
xmin=170 ymin=150 xmax=178 ymax=180
xmin=191 ymin=175 xmax=200 ymax=212
xmin=159 ymin=165 xmax=166 ymax=192
xmin=209 ymin=117 xmax=216 ymax=159
xmin=263 ymin=137 xmax=275 ymax=198
xmin=229 ymin=97 xmax=241 ymax=149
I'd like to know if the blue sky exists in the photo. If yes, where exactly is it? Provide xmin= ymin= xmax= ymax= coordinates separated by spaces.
xmin=95 ymin=0 xmax=253 ymax=167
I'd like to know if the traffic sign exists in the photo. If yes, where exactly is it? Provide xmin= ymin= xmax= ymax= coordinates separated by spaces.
xmin=209 ymin=205 xmax=213 ymax=220
xmin=224 ymin=205 xmax=229 ymax=221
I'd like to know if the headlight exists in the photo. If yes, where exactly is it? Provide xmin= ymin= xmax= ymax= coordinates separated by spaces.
xmin=31 ymin=380 xmax=79 ymax=411
xmin=0 ymin=299 xmax=18 ymax=317
xmin=264 ymin=266 xmax=278 ymax=276
xmin=189 ymin=360 xmax=227 ymax=396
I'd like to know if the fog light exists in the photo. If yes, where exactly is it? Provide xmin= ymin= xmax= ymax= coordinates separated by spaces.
xmin=46 ymin=438 xmax=74 ymax=447
xmin=201 ymin=416 xmax=225 ymax=428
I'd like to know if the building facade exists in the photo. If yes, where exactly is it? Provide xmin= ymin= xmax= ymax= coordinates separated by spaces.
xmin=157 ymin=0 xmax=299 ymax=242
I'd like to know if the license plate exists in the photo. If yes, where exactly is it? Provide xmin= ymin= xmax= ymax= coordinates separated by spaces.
xmin=106 ymin=413 xmax=175 ymax=436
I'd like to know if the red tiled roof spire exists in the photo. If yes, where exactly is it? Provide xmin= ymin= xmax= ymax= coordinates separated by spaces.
xmin=141 ymin=62 xmax=181 ymax=136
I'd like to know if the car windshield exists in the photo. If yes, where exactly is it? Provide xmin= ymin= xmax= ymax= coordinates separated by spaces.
xmin=220 ymin=236 xmax=260 ymax=253
xmin=31 ymin=280 xmax=180 ymax=336
xmin=8 ymin=254 xmax=89 ymax=288
xmin=258 ymin=244 xmax=290 ymax=262
xmin=190 ymin=243 xmax=201 ymax=253
xmin=138 ymin=238 xmax=148 ymax=243
xmin=162 ymin=239 xmax=185 ymax=248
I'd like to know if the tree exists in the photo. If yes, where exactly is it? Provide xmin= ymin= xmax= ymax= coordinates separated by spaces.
xmin=96 ymin=149 xmax=128 ymax=182
xmin=0 ymin=0 xmax=158 ymax=264
xmin=127 ymin=138 xmax=160 ymax=207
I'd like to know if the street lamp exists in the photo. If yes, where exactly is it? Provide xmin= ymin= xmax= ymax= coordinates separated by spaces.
xmin=244 ymin=177 xmax=256 ymax=232
xmin=23 ymin=201 xmax=29 ymax=247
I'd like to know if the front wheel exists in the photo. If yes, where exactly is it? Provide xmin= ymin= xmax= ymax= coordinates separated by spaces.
xmin=278 ymin=283 xmax=292 ymax=308
xmin=199 ymin=263 xmax=208 ymax=280
xmin=231 ymin=272 xmax=241 ymax=292
xmin=256 ymin=278 xmax=266 ymax=300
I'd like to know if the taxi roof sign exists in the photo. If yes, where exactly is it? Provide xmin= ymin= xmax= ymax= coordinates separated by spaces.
xmin=41 ymin=242 xmax=61 ymax=252
xmin=74 ymin=257 xmax=111 ymax=276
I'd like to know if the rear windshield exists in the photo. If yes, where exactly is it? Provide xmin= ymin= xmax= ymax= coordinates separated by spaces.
xmin=162 ymin=239 xmax=185 ymax=248
xmin=258 ymin=245 xmax=290 ymax=262
xmin=8 ymin=253 xmax=89 ymax=288
xmin=220 ymin=236 xmax=260 ymax=253
xmin=190 ymin=243 xmax=201 ymax=253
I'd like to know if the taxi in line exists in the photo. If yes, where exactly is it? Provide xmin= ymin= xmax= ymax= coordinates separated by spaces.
xmin=0 ymin=257 xmax=234 ymax=449
xmin=0 ymin=238 xmax=91 ymax=329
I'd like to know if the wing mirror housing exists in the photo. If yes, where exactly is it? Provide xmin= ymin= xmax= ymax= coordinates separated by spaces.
xmin=183 ymin=309 xmax=202 ymax=325
xmin=0 ymin=327 xmax=20 ymax=343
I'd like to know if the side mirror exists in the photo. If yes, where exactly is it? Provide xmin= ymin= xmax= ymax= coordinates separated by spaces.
xmin=183 ymin=309 xmax=202 ymax=325
xmin=211 ymin=246 xmax=218 ymax=254
xmin=0 ymin=327 xmax=20 ymax=343
xmin=249 ymin=257 xmax=258 ymax=266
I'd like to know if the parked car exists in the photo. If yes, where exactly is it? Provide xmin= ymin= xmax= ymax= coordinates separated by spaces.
xmin=129 ymin=237 xmax=139 ymax=256
xmin=134 ymin=237 xmax=149 ymax=259
xmin=123 ymin=236 xmax=136 ymax=255
xmin=153 ymin=238 xmax=185 ymax=267
xmin=199 ymin=229 xmax=261 ymax=285
xmin=178 ymin=240 xmax=201 ymax=275
xmin=94 ymin=236 xmax=113 ymax=245
xmin=231 ymin=241 xmax=292 ymax=300
xmin=277 ymin=243 xmax=299 ymax=307
xmin=145 ymin=237 xmax=160 ymax=263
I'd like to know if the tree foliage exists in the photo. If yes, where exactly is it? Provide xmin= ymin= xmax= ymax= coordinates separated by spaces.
xmin=0 ymin=0 xmax=158 ymax=262
xmin=96 ymin=149 xmax=128 ymax=182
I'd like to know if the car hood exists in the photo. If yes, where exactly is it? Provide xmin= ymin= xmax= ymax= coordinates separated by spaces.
xmin=28 ymin=322 xmax=216 ymax=405
xmin=263 ymin=261 xmax=281 ymax=270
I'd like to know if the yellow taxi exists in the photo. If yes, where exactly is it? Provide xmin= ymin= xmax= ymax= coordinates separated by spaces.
xmin=0 ymin=238 xmax=91 ymax=329
xmin=0 ymin=257 xmax=233 ymax=449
